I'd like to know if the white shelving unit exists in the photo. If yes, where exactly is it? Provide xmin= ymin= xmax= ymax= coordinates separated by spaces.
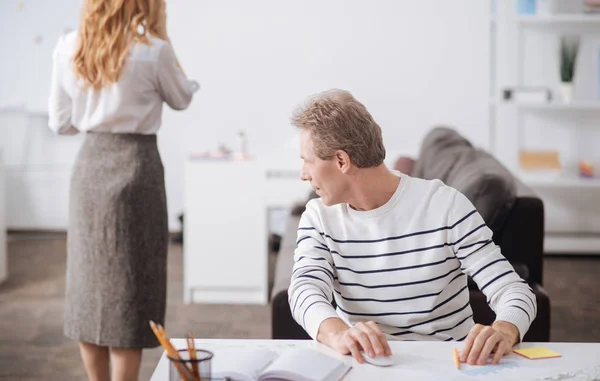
xmin=493 ymin=99 xmax=600 ymax=111
xmin=518 ymin=14 xmax=600 ymax=24
xmin=517 ymin=172 xmax=600 ymax=188
xmin=516 ymin=101 xmax=600 ymax=111
xmin=490 ymin=0 xmax=600 ymax=254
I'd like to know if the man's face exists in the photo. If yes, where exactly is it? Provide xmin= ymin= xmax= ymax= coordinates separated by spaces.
xmin=299 ymin=130 xmax=346 ymax=206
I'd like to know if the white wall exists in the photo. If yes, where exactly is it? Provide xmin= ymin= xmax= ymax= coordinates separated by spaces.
xmin=0 ymin=0 xmax=81 ymax=112
xmin=0 ymin=0 xmax=491 ymax=230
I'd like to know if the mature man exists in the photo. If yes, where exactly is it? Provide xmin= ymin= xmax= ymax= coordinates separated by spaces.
xmin=288 ymin=89 xmax=537 ymax=366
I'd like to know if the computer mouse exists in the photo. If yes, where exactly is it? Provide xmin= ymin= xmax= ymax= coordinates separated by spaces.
xmin=362 ymin=353 xmax=397 ymax=367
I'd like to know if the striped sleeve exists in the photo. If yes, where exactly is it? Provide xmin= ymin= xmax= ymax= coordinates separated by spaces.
xmin=449 ymin=191 xmax=537 ymax=342
xmin=288 ymin=201 xmax=339 ymax=339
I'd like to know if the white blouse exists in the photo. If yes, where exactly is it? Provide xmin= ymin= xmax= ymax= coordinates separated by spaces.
xmin=48 ymin=31 xmax=199 ymax=135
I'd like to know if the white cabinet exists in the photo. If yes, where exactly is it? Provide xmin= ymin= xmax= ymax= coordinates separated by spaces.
xmin=183 ymin=160 xmax=312 ymax=305
xmin=184 ymin=160 xmax=268 ymax=305
xmin=0 ymin=152 xmax=6 ymax=284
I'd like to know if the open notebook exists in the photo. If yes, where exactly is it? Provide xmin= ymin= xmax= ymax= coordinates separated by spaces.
xmin=209 ymin=347 xmax=352 ymax=381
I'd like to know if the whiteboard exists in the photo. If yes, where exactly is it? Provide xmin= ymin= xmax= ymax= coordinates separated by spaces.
xmin=162 ymin=0 xmax=491 ymax=165
xmin=0 ymin=0 xmax=490 ymax=158
xmin=0 ymin=0 xmax=81 ymax=113
xmin=0 ymin=0 xmax=491 ymax=232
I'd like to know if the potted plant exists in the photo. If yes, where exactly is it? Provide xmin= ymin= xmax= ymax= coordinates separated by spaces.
xmin=559 ymin=36 xmax=580 ymax=103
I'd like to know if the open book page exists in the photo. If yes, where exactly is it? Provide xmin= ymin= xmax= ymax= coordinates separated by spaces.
xmin=210 ymin=347 xmax=278 ymax=381
xmin=259 ymin=348 xmax=351 ymax=381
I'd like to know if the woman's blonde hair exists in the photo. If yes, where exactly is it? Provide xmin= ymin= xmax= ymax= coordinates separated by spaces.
xmin=291 ymin=89 xmax=386 ymax=168
xmin=74 ymin=0 xmax=167 ymax=89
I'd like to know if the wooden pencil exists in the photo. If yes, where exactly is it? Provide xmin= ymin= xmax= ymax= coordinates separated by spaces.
xmin=149 ymin=321 xmax=190 ymax=380
xmin=453 ymin=348 xmax=460 ymax=369
xmin=187 ymin=332 xmax=200 ymax=378
xmin=158 ymin=324 xmax=200 ymax=381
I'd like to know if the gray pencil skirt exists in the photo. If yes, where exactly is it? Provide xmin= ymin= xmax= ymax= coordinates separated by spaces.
xmin=64 ymin=132 xmax=168 ymax=348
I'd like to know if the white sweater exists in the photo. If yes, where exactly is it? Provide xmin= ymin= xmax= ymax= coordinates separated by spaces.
xmin=289 ymin=173 xmax=536 ymax=342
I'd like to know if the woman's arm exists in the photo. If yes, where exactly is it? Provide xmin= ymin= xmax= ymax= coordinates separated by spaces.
xmin=156 ymin=42 xmax=199 ymax=110
xmin=48 ymin=38 xmax=77 ymax=135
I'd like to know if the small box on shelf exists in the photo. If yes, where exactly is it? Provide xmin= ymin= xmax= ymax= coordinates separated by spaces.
xmin=517 ymin=0 xmax=537 ymax=15
xmin=584 ymin=0 xmax=600 ymax=13
xmin=503 ymin=87 xmax=552 ymax=104
xmin=517 ymin=153 xmax=600 ymax=189
xmin=579 ymin=160 xmax=596 ymax=178
xmin=519 ymin=150 xmax=561 ymax=171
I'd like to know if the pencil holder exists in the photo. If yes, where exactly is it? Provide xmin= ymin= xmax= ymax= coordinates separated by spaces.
xmin=168 ymin=349 xmax=213 ymax=381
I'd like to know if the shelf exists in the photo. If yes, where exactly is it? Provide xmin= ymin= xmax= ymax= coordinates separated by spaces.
xmin=545 ymin=233 xmax=600 ymax=255
xmin=518 ymin=172 xmax=600 ymax=189
xmin=518 ymin=14 xmax=600 ymax=24
xmin=506 ymin=101 xmax=600 ymax=111
xmin=0 ymin=105 xmax=48 ymax=118
xmin=519 ymin=101 xmax=600 ymax=111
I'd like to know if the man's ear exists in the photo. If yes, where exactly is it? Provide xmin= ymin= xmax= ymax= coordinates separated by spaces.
xmin=335 ymin=150 xmax=351 ymax=173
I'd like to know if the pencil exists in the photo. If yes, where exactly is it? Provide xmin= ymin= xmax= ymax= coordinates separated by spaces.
xmin=453 ymin=348 xmax=460 ymax=369
xmin=149 ymin=321 xmax=190 ymax=380
xmin=158 ymin=323 xmax=197 ymax=379
xmin=187 ymin=332 xmax=199 ymax=378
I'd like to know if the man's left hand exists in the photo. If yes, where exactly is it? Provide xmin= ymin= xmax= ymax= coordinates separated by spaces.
xmin=460 ymin=321 xmax=520 ymax=365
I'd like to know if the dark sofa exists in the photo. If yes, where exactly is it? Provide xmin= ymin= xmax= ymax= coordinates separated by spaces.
xmin=271 ymin=127 xmax=550 ymax=342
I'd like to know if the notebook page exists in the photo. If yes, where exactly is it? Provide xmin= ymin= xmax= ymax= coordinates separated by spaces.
xmin=211 ymin=347 xmax=278 ymax=381
xmin=259 ymin=348 xmax=349 ymax=381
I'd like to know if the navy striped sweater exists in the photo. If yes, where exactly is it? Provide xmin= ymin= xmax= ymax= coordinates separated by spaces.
xmin=289 ymin=173 xmax=536 ymax=342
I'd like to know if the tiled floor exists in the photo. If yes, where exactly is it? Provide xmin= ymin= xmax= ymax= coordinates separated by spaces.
xmin=0 ymin=233 xmax=598 ymax=380
xmin=0 ymin=234 xmax=270 ymax=380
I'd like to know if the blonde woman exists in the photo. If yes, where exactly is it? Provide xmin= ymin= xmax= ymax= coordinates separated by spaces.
xmin=48 ymin=0 xmax=198 ymax=380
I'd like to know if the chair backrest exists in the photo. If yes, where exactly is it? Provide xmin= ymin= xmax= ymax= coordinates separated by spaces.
xmin=414 ymin=127 xmax=544 ymax=285
xmin=495 ymin=195 xmax=545 ymax=285
xmin=414 ymin=126 xmax=517 ymax=235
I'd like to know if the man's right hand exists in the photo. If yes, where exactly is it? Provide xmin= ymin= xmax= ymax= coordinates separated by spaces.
xmin=317 ymin=318 xmax=392 ymax=363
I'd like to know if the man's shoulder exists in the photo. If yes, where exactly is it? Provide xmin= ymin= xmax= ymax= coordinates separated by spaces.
xmin=302 ymin=197 xmax=347 ymax=224
xmin=405 ymin=175 xmax=460 ymax=200
xmin=304 ymin=197 xmax=344 ymax=214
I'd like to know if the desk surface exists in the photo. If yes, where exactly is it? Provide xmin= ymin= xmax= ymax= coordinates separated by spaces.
xmin=150 ymin=339 xmax=600 ymax=381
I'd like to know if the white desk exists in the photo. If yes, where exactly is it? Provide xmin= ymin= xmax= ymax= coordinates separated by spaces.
xmin=183 ymin=160 xmax=312 ymax=305
xmin=150 ymin=339 xmax=600 ymax=381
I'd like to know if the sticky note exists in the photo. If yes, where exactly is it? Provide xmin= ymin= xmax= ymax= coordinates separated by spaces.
xmin=514 ymin=347 xmax=562 ymax=360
